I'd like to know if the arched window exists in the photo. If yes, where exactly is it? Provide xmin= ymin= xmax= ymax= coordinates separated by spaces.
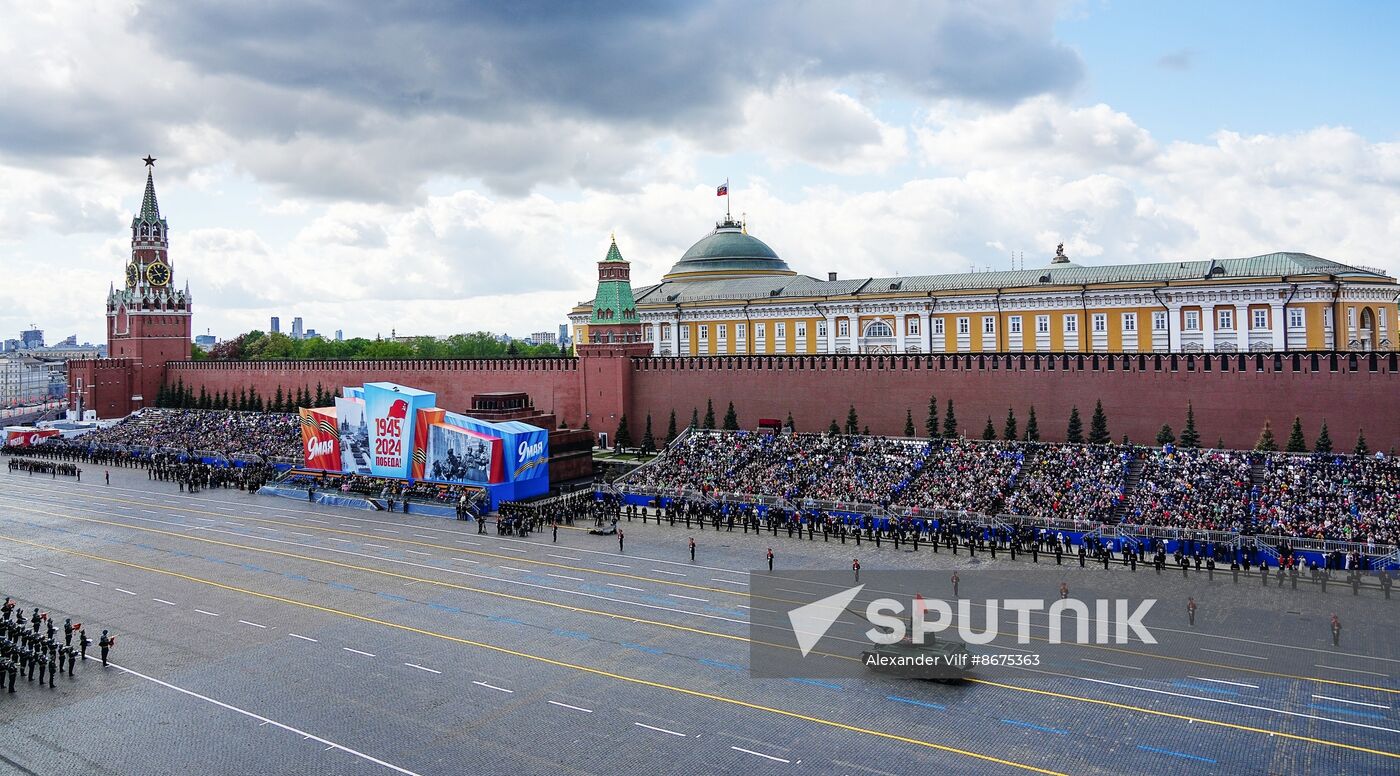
xmin=863 ymin=320 xmax=894 ymax=338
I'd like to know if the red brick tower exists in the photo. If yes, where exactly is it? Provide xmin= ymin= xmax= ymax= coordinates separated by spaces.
xmin=575 ymin=234 xmax=650 ymax=437
xmin=105 ymin=156 xmax=192 ymax=409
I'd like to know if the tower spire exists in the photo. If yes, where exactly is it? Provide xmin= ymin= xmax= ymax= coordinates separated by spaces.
xmin=139 ymin=165 xmax=161 ymax=223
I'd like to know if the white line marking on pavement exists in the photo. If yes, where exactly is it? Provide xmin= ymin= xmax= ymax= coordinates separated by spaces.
xmin=730 ymin=746 xmax=790 ymax=764
xmin=17 ymin=563 xmax=36 ymax=569
xmin=712 ymin=578 xmax=747 ymax=586
xmin=450 ymin=557 xmax=480 ymax=564
xmin=107 ymin=662 xmax=422 ymax=776
xmin=414 ymin=534 xmax=435 ymax=539
xmin=668 ymin=594 xmax=708 ymax=602
xmin=607 ymin=583 xmax=643 ymax=591
xmin=255 ymin=526 xmax=278 ymax=532
xmin=289 ymin=633 xmax=319 ymax=643
xmin=498 ymin=546 xmax=529 ymax=552
xmin=548 ymin=700 xmax=593 ymax=713
xmin=473 ymin=681 xmax=513 ymax=693
xmin=306 ymin=518 xmax=329 ymax=524
xmin=153 ymin=598 xmax=177 ymax=606
xmin=1312 ymin=694 xmax=1390 ymax=709
xmin=498 ymin=566 xmax=529 ymax=573
xmin=548 ymin=574 xmax=584 ymax=582
xmin=598 ymin=562 xmax=631 ymax=569
xmin=224 ymin=521 xmax=245 ymax=527
xmin=115 ymin=588 xmax=136 ymax=595
xmin=456 ymin=540 xmax=480 ymax=546
xmin=290 ymin=532 xmax=315 ymax=537
xmin=634 ymin=722 xmax=687 ymax=737
xmin=328 ymin=538 xmax=353 ymax=544
xmin=1081 ymin=658 xmax=1141 ymax=671
xmin=364 ymin=543 xmax=390 ymax=549
xmin=343 ymin=647 xmax=376 ymax=657
xmin=195 ymin=610 xmax=220 ymax=617
xmin=651 ymin=569 xmax=686 ymax=577
xmin=1201 ymin=648 xmax=1266 ymax=660
xmin=1190 ymin=677 xmax=1259 ymax=689
xmin=404 ymin=663 xmax=441 ymax=674
xmin=1315 ymin=664 xmax=1389 ymax=677
xmin=376 ymin=529 xmax=399 ymax=534
xmin=47 ymin=571 xmax=68 ymax=577
xmin=81 ymin=579 xmax=101 ymax=586
xmin=1080 ymin=677 xmax=1400 ymax=734
xmin=405 ymin=550 xmax=431 ymax=556
xmin=142 ymin=510 xmax=159 ymax=514
xmin=547 ymin=554 xmax=579 ymax=560
xmin=238 ymin=620 xmax=267 ymax=629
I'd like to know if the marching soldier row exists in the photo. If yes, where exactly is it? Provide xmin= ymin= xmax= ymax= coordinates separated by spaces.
xmin=0 ymin=596 xmax=114 ymax=695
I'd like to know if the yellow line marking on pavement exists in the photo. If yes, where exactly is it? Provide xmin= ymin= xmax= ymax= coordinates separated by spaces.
xmin=0 ymin=533 xmax=1063 ymax=776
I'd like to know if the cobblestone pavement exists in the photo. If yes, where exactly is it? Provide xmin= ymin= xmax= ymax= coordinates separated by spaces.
xmin=1 ymin=460 xmax=1396 ymax=775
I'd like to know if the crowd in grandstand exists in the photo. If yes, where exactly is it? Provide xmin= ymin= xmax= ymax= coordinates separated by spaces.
xmin=618 ymin=430 xmax=1399 ymax=543
xmin=60 ymin=409 xmax=301 ymax=460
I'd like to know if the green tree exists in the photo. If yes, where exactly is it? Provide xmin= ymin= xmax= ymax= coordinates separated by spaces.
xmin=722 ymin=401 xmax=739 ymax=431
xmin=1285 ymin=417 xmax=1307 ymax=453
xmin=248 ymin=387 xmax=262 ymax=413
xmin=1314 ymin=421 xmax=1333 ymax=454
xmin=1216 ymin=437 xmax=1225 ymax=450
xmin=273 ymin=385 xmax=285 ymax=413
xmin=904 ymin=409 xmax=916 ymax=437
xmin=690 ymin=407 xmax=700 ymax=429
xmin=1179 ymin=402 xmax=1201 ymax=448
xmin=981 ymin=416 xmax=997 ymax=440
xmin=1024 ymin=406 xmax=1040 ymax=441
xmin=864 ymin=425 xmax=871 ymax=436
xmin=785 ymin=412 xmax=795 ymax=432
xmin=1355 ymin=429 xmax=1370 ymax=456
xmin=1065 ymin=406 xmax=1084 ymax=444
xmin=1156 ymin=424 xmax=1175 ymax=446
xmin=614 ymin=414 xmax=632 ymax=449
xmin=666 ymin=410 xmax=678 ymax=443
xmin=828 ymin=418 xmax=840 ymax=435
xmin=942 ymin=399 xmax=958 ymax=438
xmin=237 ymin=387 xmax=249 ymax=411
xmin=1088 ymin=400 xmax=1110 ymax=444
xmin=198 ymin=386 xmax=210 ymax=410
xmin=703 ymin=399 xmax=716 ymax=430
xmin=845 ymin=405 xmax=860 ymax=435
xmin=641 ymin=414 xmax=656 ymax=454
xmin=1003 ymin=408 xmax=1018 ymax=442
xmin=1255 ymin=420 xmax=1278 ymax=452
xmin=190 ymin=343 xmax=208 ymax=361
xmin=505 ymin=340 xmax=521 ymax=356
xmin=926 ymin=394 xmax=940 ymax=438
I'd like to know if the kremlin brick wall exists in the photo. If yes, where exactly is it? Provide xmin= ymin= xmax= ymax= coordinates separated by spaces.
xmin=164 ymin=350 xmax=1400 ymax=452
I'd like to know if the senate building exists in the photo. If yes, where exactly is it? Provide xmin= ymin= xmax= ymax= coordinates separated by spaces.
xmin=570 ymin=215 xmax=1399 ymax=356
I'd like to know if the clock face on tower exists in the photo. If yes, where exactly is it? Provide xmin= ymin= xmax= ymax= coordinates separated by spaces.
xmin=146 ymin=261 xmax=171 ymax=287
xmin=126 ymin=262 xmax=139 ymax=288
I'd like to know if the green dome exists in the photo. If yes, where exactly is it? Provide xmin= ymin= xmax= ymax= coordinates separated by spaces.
xmin=665 ymin=218 xmax=794 ymax=279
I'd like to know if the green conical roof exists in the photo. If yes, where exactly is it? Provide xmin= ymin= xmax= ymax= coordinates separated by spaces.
xmin=591 ymin=234 xmax=639 ymax=325
xmin=140 ymin=169 xmax=161 ymax=222
xmin=603 ymin=233 xmax=625 ymax=262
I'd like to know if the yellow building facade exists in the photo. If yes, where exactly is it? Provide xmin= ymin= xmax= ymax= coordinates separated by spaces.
xmin=572 ymin=217 xmax=1399 ymax=355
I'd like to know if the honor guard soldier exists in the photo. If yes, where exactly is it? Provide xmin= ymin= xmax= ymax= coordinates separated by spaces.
xmin=98 ymin=630 xmax=114 ymax=666
xmin=688 ymin=537 xmax=696 ymax=562
xmin=1206 ymin=556 xmax=1215 ymax=580
xmin=552 ymin=522 xmax=559 ymax=543
xmin=1187 ymin=597 xmax=1197 ymax=626
xmin=2 ymin=597 xmax=12 ymax=622
xmin=1382 ymin=570 xmax=1393 ymax=600
xmin=1330 ymin=614 xmax=1341 ymax=647
xmin=63 ymin=618 xmax=74 ymax=646
xmin=79 ymin=629 xmax=91 ymax=661
xmin=1059 ymin=582 xmax=1069 ymax=600
xmin=30 ymin=608 xmax=41 ymax=634
xmin=1078 ymin=544 xmax=1086 ymax=568
xmin=766 ymin=548 xmax=774 ymax=572
xmin=617 ymin=530 xmax=625 ymax=553
xmin=852 ymin=558 xmax=861 ymax=580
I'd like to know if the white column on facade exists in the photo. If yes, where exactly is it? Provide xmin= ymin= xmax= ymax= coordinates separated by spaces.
xmin=824 ymin=313 xmax=837 ymax=353
xmin=650 ymin=322 xmax=661 ymax=355
xmin=1167 ymin=303 xmax=1183 ymax=352
xmin=1269 ymin=302 xmax=1285 ymax=351
xmin=1234 ymin=303 xmax=1249 ymax=351
xmin=895 ymin=311 xmax=907 ymax=353
xmin=673 ymin=316 xmax=683 ymax=355
xmin=919 ymin=310 xmax=932 ymax=352
xmin=1202 ymin=305 xmax=1216 ymax=352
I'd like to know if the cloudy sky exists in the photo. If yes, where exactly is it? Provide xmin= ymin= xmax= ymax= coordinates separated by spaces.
xmin=4 ymin=1 xmax=1399 ymax=345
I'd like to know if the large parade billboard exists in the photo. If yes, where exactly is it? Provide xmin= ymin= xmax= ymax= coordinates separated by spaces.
xmin=299 ymin=407 xmax=340 ymax=470
xmin=334 ymin=396 xmax=370 ymax=474
xmin=300 ymin=381 xmax=549 ymax=505
xmin=364 ymin=383 xmax=435 ymax=479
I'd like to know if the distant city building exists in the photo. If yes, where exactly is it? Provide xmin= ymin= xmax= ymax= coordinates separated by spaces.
xmin=270 ymin=316 xmax=280 ymax=334
xmin=335 ymin=329 xmax=344 ymax=341
xmin=0 ymin=355 xmax=66 ymax=405
xmin=2 ymin=339 xmax=18 ymax=352
xmin=58 ymin=334 xmax=78 ymax=347
xmin=194 ymin=334 xmax=217 ymax=348
xmin=558 ymin=324 xmax=570 ymax=348
xmin=530 ymin=331 xmax=558 ymax=345
xmin=304 ymin=329 xmax=320 ymax=339
xmin=292 ymin=317 xmax=304 ymax=340
xmin=20 ymin=328 xmax=44 ymax=349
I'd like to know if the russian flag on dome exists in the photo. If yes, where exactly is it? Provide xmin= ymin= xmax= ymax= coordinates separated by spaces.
xmin=716 ymin=182 xmax=728 ymax=196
